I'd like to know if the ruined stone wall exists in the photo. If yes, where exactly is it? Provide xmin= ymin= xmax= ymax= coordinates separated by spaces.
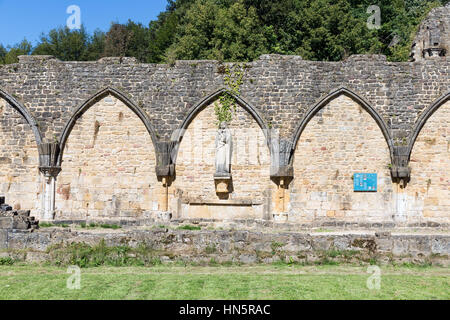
xmin=1 ymin=228 xmax=448 ymax=267
xmin=0 ymin=5 xmax=448 ymax=225
xmin=55 ymin=96 xmax=159 ymax=220
xmin=290 ymin=95 xmax=393 ymax=223
xmin=172 ymin=101 xmax=273 ymax=219
xmin=0 ymin=54 xmax=448 ymax=145
xmin=0 ymin=98 xmax=41 ymax=211
xmin=411 ymin=4 xmax=450 ymax=61
xmin=406 ymin=101 xmax=450 ymax=223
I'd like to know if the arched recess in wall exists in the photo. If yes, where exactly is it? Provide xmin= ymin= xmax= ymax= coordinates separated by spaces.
xmin=171 ymin=88 xmax=271 ymax=164
xmin=0 ymin=89 xmax=42 ymax=211
xmin=407 ymin=91 xmax=450 ymax=159
xmin=58 ymin=87 xmax=158 ymax=166
xmin=291 ymin=87 xmax=395 ymax=165
xmin=406 ymin=92 xmax=449 ymax=222
xmin=170 ymin=88 xmax=273 ymax=220
xmin=56 ymin=87 xmax=160 ymax=219
xmin=289 ymin=88 xmax=394 ymax=223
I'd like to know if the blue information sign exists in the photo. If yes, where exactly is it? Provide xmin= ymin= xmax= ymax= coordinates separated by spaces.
xmin=353 ymin=173 xmax=377 ymax=192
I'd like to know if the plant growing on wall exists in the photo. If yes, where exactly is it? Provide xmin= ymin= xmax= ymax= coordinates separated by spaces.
xmin=214 ymin=63 xmax=245 ymax=125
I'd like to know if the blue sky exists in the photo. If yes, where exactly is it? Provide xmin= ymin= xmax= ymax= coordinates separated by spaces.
xmin=0 ymin=0 xmax=168 ymax=47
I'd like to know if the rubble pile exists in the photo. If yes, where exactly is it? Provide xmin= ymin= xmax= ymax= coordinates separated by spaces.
xmin=0 ymin=196 xmax=39 ymax=230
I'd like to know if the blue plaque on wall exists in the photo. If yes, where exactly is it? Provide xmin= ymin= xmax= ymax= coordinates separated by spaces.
xmin=353 ymin=173 xmax=377 ymax=192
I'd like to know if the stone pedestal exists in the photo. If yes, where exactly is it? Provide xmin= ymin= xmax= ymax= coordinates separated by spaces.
xmin=214 ymin=173 xmax=232 ymax=194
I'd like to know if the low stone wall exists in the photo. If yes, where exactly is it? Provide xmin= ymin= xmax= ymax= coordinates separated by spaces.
xmin=1 ymin=227 xmax=448 ymax=266
xmin=46 ymin=217 xmax=450 ymax=231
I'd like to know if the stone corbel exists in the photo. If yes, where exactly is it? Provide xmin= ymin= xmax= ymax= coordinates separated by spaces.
xmin=390 ymin=146 xmax=411 ymax=187
xmin=270 ymin=139 xmax=294 ymax=180
xmin=38 ymin=143 xmax=61 ymax=175
xmin=155 ymin=142 xmax=175 ymax=179
xmin=155 ymin=142 xmax=175 ymax=213
xmin=38 ymin=143 xmax=61 ymax=221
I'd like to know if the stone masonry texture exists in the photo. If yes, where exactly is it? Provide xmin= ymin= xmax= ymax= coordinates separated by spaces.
xmin=0 ymin=6 xmax=448 ymax=225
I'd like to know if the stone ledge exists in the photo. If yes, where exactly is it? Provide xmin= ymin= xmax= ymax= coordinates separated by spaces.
xmin=1 ymin=228 xmax=448 ymax=266
xmin=182 ymin=198 xmax=261 ymax=206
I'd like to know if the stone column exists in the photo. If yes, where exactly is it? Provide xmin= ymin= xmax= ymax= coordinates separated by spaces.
xmin=393 ymin=183 xmax=408 ymax=223
xmin=161 ymin=176 xmax=169 ymax=212
xmin=155 ymin=142 xmax=175 ymax=221
xmin=41 ymin=171 xmax=57 ymax=220
xmin=38 ymin=143 xmax=61 ymax=221
xmin=390 ymin=146 xmax=411 ymax=224
xmin=270 ymin=138 xmax=294 ymax=222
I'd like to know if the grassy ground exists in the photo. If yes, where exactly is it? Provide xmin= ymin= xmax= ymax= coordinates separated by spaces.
xmin=0 ymin=264 xmax=448 ymax=300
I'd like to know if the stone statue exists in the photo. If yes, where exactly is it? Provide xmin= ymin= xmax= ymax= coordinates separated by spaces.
xmin=215 ymin=122 xmax=232 ymax=175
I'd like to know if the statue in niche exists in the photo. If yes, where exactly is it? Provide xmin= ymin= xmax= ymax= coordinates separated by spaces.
xmin=215 ymin=122 xmax=232 ymax=176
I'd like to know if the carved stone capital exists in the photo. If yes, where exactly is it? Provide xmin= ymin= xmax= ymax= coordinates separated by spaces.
xmin=270 ymin=139 xmax=294 ymax=179
xmin=390 ymin=146 xmax=411 ymax=183
xmin=156 ymin=142 xmax=175 ymax=178
xmin=38 ymin=143 xmax=61 ymax=178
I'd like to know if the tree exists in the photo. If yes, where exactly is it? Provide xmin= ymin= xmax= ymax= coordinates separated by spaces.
xmin=3 ymin=39 xmax=33 ymax=64
xmin=1 ymin=0 xmax=448 ymax=64
xmin=124 ymin=21 xmax=150 ymax=62
xmin=166 ymin=0 xmax=271 ymax=62
xmin=85 ymin=30 xmax=106 ymax=61
xmin=103 ymin=23 xmax=132 ymax=58
xmin=0 ymin=45 xmax=7 ymax=64
xmin=33 ymin=26 xmax=91 ymax=61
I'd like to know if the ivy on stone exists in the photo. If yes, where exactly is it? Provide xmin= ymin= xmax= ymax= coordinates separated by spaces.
xmin=214 ymin=63 xmax=245 ymax=126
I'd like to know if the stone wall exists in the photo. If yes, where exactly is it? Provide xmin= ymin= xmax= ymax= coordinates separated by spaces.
xmin=0 ymin=228 xmax=448 ymax=266
xmin=55 ymin=95 xmax=160 ymax=219
xmin=411 ymin=4 xmax=450 ymax=61
xmin=0 ymin=5 xmax=448 ymax=225
xmin=406 ymin=101 xmax=450 ymax=223
xmin=172 ymin=101 xmax=273 ymax=219
xmin=290 ymin=95 xmax=393 ymax=223
xmin=0 ymin=98 xmax=41 ymax=211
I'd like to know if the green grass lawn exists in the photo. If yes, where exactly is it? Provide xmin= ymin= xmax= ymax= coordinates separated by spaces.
xmin=0 ymin=264 xmax=448 ymax=300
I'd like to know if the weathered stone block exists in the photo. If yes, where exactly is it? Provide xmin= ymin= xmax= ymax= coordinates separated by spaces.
xmin=0 ymin=230 xmax=7 ymax=249
xmin=0 ymin=217 xmax=13 ymax=229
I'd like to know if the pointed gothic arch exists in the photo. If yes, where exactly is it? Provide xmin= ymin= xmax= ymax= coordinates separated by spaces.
xmin=0 ymin=88 xmax=43 ymax=147
xmin=58 ymin=87 xmax=158 ymax=166
xmin=291 ymin=87 xmax=395 ymax=165
xmin=170 ymin=88 xmax=271 ymax=164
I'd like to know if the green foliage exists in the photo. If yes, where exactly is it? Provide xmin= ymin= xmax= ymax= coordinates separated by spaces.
xmin=0 ymin=0 xmax=448 ymax=65
xmin=39 ymin=222 xmax=55 ymax=228
xmin=79 ymin=223 xmax=121 ymax=229
xmin=271 ymin=241 xmax=285 ymax=254
xmin=46 ymin=240 xmax=160 ymax=268
xmin=0 ymin=257 xmax=15 ymax=265
xmin=166 ymin=0 xmax=272 ymax=62
xmin=0 ymin=265 xmax=448 ymax=299
xmin=0 ymin=39 xmax=32 ymax=64
xmin=103 ymin=23 xmax=132 ymax=58
xmin=177 ymin=225 xmax=202 ymax=230
xmin=99 ymin=224 xmax=121 ymax=230
xmin=205 ymin=244 xmax=217 ymax=254
xmin=214 ymin=63 xmax=245 ymax=124
xmin=33 ymin=26 xmax=97 ymax=61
